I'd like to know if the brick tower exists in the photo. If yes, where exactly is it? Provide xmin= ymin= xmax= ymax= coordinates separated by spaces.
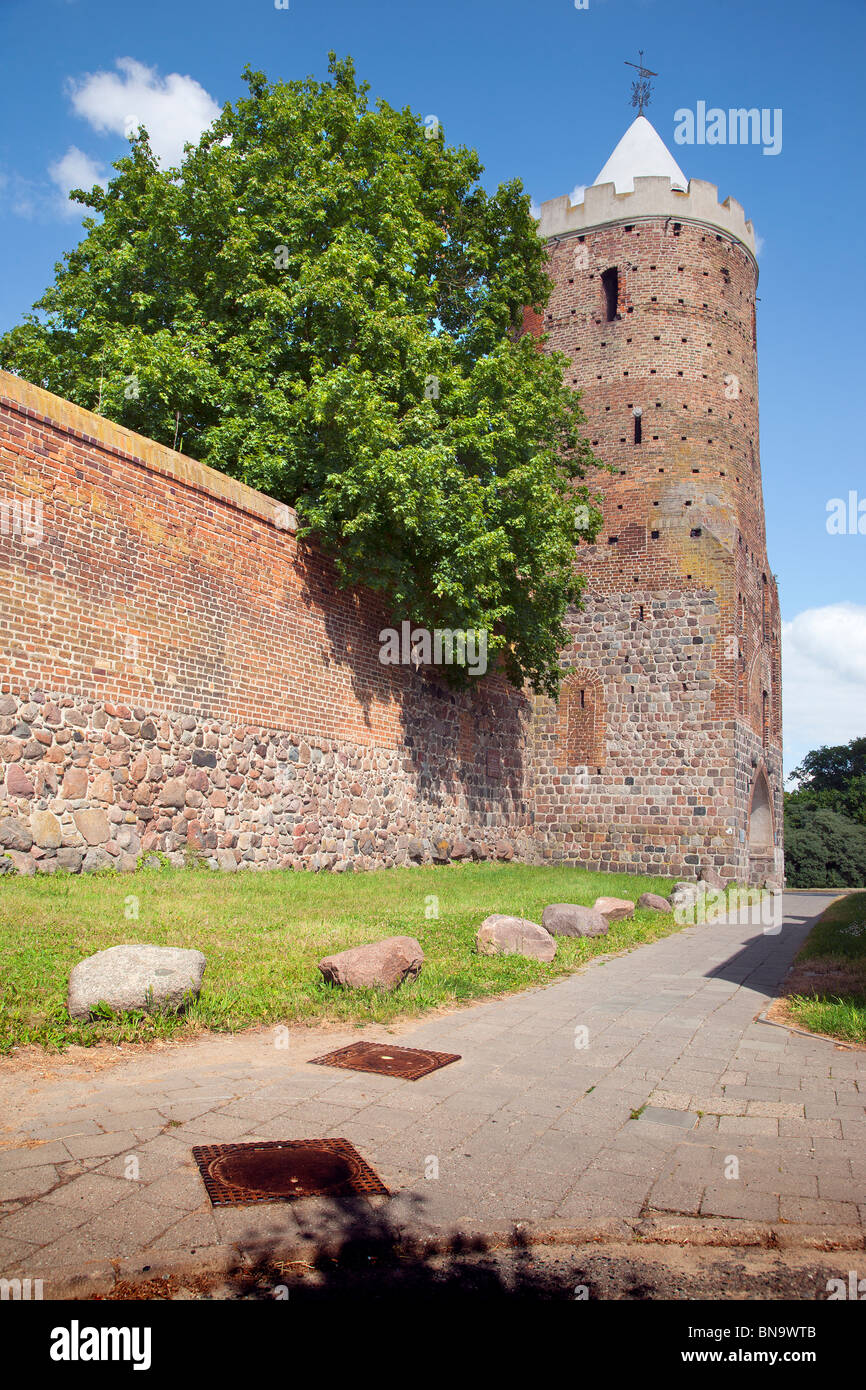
xmin=526 ymin=116 xmax=783 ymax=885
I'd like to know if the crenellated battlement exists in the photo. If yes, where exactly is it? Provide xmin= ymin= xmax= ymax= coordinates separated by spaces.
xmin=537 ymin=176 xmax=756 ymax=260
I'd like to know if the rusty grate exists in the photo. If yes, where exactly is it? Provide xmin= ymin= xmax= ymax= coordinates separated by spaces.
xmin=192 ymin=1139 xmax=388 ymax=1207
xmin=310 ymin=1040 xmax=461 ymax=1081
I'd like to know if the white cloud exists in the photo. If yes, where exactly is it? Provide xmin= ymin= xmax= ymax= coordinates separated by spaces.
xmin=569 ymin=184 xmax=586 ymax=206
xmin=529 ymin=198 xmax=541 ymax=221
xmin=66 ymin=57 xmax=220 ymax=167
xmin=782 ymin=602 xmax=866 ymax=777
xmin=47 ymin=145 xmax=106 ymax=216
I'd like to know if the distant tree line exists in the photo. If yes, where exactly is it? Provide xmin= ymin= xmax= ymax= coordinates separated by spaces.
xmin=785 ymin=736 xmax=866 ymax=887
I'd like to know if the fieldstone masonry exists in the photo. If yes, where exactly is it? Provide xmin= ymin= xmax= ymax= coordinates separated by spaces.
xmin=0 ymin=688 xmax=534 ymax=874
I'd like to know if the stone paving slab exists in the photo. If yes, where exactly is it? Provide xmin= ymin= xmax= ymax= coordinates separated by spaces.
xmin=1 ymin=891 xmax=864 ymax=1288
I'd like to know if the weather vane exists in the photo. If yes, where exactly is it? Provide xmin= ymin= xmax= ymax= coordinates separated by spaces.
xmin=625 ymin=51 xmax=657 ymax=117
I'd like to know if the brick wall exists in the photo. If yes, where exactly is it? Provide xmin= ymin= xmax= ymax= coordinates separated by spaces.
xmin=0 ymin=193 xmax=784 ymax=890
xmin=0 ymin=373 xmax=532 ymax=874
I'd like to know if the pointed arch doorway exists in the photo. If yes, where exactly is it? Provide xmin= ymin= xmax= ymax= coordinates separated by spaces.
xmin=747 ymin=766 xmax=775 ymax=883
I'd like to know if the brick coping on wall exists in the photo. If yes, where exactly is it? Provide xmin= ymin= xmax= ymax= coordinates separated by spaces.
xmin=0 ymin=370 xmax=298 ymax=536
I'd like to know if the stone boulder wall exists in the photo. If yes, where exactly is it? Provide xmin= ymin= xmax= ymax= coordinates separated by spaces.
xmin=317 ymin=936 xmax=424 ymax=990
xmin=541 ymin=903 xmax=608 ymax=937
xmin=476 ymin=914 xmax=556 ymax=962
xmin=67 ymin=944 xmax=206 ymax=1020
xmin=0 ymin=691 xmax=534 ymax=875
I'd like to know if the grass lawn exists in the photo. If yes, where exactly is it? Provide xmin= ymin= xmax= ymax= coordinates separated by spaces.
xmin=0 ymin=861 xmax=682 ymax=1053
xmin=780 ymin=890 xmax=866 ymax=1046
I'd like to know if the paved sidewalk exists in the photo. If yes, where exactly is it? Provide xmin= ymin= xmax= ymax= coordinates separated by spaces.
xmin=1 ymin=891 xmax=864 ymax=1291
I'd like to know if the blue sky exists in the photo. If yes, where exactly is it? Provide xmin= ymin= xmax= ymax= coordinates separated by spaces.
xmin=1 ymin=0 xmax=864 ymax=774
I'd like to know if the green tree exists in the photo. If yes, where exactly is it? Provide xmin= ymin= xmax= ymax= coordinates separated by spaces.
xmin=784 ymin=801 xmax=866 ymax=889
xmin=788 ymin=736 xmax=866 ymax=827
xmin=0 ymin=56 xmax=601 ymax=696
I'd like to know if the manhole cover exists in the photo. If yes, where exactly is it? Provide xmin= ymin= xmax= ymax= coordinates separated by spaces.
xmin=192 ymin=1139 xmax=388 ymax=1206
xmin=310 ymin=1040 xmax=461 ymax=1081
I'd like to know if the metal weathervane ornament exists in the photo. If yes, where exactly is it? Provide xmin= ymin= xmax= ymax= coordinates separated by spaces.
xmin=625 ymin=51 xmax=657 ymax=116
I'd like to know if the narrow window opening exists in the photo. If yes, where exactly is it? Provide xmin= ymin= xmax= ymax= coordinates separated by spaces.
xmin=601 ymin=266 xmax=619 ymax=321
xmin=633 ymin=409 xmax=642 ymax=444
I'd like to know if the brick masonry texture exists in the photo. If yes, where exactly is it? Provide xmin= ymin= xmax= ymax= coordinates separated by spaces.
xmin=0 ymin=193 xmax=782 ymax=882
xmin=0 ymin=375 xmax=532 ymax=874
xmin=525 ymin=210 xmax=783 ymax=883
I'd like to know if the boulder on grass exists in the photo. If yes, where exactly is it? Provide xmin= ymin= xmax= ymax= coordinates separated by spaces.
xmin=476 ymin=914 xmax=556 ymax=962
xmin=593 ymin=896 xmax=634 ymax=923
xmin=670 ymin=882 xmax=701 ymax=909
xmin=637 ymin=892 xmax=672 ymax=913
xmin=318 ymin=935 xmax=424 ymax=990
xmin=542 ymin=903 xmax=608 ymax=938
xmin=67 ymin=944 xmax=206 ymax=1020
xmin=700 ymin=867 xmax=726 ymax=891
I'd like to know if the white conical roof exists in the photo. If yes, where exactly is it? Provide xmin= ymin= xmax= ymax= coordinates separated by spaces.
xmin=592 ymin=115 xmax=688 ymax=194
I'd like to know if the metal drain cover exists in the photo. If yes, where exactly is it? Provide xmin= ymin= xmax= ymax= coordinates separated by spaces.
xmin=310 ymin=1040 xmax=461 ymax=1081
xmin=192 ymin=1139 xmax=388 ymax=1207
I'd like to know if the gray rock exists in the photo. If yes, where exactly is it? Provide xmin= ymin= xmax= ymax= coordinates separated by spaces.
xmin=542 ymin=903 xmax=608 ymax=937
xmin=637 ymin=892 xmax=672 ymax=913
xmin=593 ymin=896 xmax=635 ymax=923
xmin=114 ymin=827 xmax=141 ymax=856
xmin=0 ymin=816 xmax=33 ymax=852
xmin=670 ymin=882 xmax=702 ymax=908
xmin=0 ymin=856 xmax=14 ymax=876
xmin=55 ymin=848 xmax=85 ymax=873
xmin=318 ymin=935 xmax=424 ymax=989
xmin=476 ymin=914 xmax=556 ymax=962
xmin=700 ymin=867 xmax=726 ymax=891
xmin=67 ymin=944 xmax=206 ymax=1020
xmin=82 ymin=846 xmax=114 ymax=872
xmin=407 ymin=837 xmax=425 ymax=861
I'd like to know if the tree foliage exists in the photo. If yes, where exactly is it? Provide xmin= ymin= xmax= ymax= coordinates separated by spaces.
xmin=787 ymin=736 xmax=866 ymax=827
xmin=784 ymin=801 xmax=866 ymax=889
xmin=0 ymin=56 xmax=601 ymax=695
xmin=785 ymin=736 xmax=866 ymax=886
